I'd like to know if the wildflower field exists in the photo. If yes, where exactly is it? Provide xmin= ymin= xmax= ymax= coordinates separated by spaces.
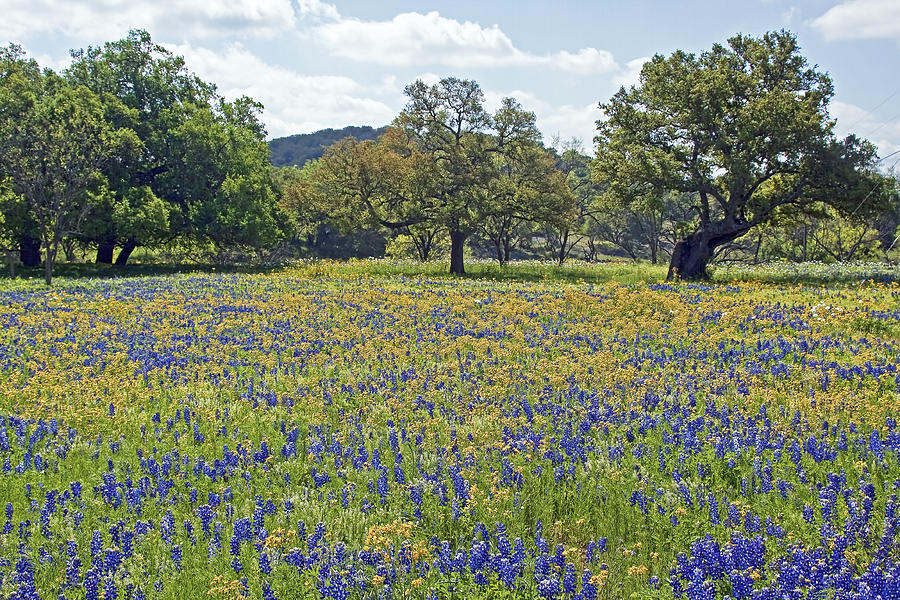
xmin=1 ymin=262 xmax=899 ymax=600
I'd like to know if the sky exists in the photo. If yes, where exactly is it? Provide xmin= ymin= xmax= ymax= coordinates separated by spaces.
xmin=3 ymin=0 xmax=900 ymax=161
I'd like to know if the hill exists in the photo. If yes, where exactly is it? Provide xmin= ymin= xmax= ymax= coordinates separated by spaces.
xmin=268 ymin=125 xmax=388 ymax=167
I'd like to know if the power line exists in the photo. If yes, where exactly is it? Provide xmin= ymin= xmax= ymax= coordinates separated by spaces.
xmin=842 ymin=86 xmax=900 ymax=131
xmin=849 ymin=151 xmax=900 ymax=218
xmin=876 ymin=149 xmax=900 ymax=164
xmin=859 ymin=107 xmax=900 ymax=141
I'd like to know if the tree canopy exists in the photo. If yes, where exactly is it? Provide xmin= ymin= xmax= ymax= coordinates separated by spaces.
xmin=593 ymin=30 xmax=885 ymax=280
xmin=65 ymin=30 xmax=281 ymax=265
xmin=288 ymin=77 xmax=575 ymax=274
xmin=0 ymin=31 xmax=283 ymax=282
xmin=0 ymin=45 xmax=137 ymax=284
xmin=1 ymin=29 xmax=898 ymax=279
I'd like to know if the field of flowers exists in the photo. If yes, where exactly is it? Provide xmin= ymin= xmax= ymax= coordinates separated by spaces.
xmin=0 ymin=263 xmax=899 ymax=599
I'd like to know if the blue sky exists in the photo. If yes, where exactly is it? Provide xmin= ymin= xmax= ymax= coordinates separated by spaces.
xmin=3 ymin=0 xmax=900 ymax=160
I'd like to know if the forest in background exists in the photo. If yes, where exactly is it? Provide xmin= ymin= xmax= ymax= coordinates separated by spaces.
xmin=269 ymin=126 xmax=387 ymax=169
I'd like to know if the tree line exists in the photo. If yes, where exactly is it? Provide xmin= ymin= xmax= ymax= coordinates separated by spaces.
xmin=1 ymin=29 xmax=897 ymax=283
xmin=0 ymin=31 xmax=286 ymax=284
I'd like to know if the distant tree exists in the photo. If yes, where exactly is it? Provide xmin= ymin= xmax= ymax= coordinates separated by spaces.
xmin=809 ymin=206 xmax=882 ymax=262
xmin=394 ymin=78 xmax=496 ymax=274
xmin=398 ymin=79 xmax=564 ymax=273
xmin=594 ymin=30 xmax=880 ymax=280
xmin=759 ymin=174 xmax=897 ymax=263
xmin=543 ymin=140 xmax=599 ymax=265
xmin=279 ymin=135 xmax=414 ymax=258
xmin=291 ymin=79 xmax=575 ymax=272
xmin=477 ymin=100 xmax=574 ymax=265
xmin=294 ymin=130 xmax=424 ymax=233
xmin=398 ymin=223 xmax=447 ymax=261
xmin=0 ymin=178 xmax=25 ymax=275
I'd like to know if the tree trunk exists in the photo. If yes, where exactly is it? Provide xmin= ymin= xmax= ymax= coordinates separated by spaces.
xmin=115 ymin=239 xmax=137 ymax=265
xmin=667 ymin=226 xmax=750 ymax=280
xmin=503 ymin=238 xmax=510 ymax=264
xmin=586 ymin=238 xmax=597 ymax=262
xmin=19 ymin=235 xmax=40 ymax=267
xmin=558 ymin=230 xmax=569 ymax=266
xmin=44 ymin=245 xmax=55 ymax=286
xmin=495 ymin=240 xmax=504 ymax=265
xmin=416 ymin=233 xmax=432 ymax=262
xmin=96 ymin=239 xmax=115 ymax=264
xmin=449 ymin=230 xmax=466 ymax=275
xmin=63 ymin=239 xmax=77 ymax=263
xmin=667 ymin=236 xmax=714 ymax=281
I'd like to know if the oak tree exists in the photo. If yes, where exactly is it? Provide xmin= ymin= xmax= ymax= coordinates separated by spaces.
xmin=594 ymin=30 xmax=879 ymax=280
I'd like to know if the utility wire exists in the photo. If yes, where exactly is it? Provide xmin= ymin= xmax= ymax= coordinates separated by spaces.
xmin=859 ymin=108 xmax=900 ymax=141
xmin=842 ymin=87 xmax=900 ymax=131
xmin=848 ymin=150 xmax=900 ymax=218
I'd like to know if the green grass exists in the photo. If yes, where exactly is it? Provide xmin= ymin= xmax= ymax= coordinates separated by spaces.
xmin=4 ymin=256 xmax=899 ymax=295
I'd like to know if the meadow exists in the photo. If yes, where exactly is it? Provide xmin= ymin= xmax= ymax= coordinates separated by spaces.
xmin=0 ymin=260 xmax=899 ymax=599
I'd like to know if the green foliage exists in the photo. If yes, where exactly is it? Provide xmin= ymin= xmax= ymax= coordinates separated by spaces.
xmin=594 ymin=30 xmax=879 ymax=280
xmin=64 ymin=29 xmax=280 ymax=262
xmin=477 ymin=109 xmax=576 ymax=265
xmin=289 ymin=78 xmax=576 ymax=273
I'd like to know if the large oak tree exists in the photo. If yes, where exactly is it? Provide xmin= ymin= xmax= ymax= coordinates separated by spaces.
xmin=593 ymin=30 xmax=880 ymax=280
xmin=66 ymin=30 xmax=281 ymax=264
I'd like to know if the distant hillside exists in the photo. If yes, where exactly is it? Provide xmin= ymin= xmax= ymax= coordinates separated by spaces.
xmin=269 ymin=125 xmax=388 ymax=167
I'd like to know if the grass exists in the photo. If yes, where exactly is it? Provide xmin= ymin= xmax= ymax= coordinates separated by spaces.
xmin=0 ymin=260 xmax=898 ymax=599
xmin=4 ymin=257 xmax=898 ymax=292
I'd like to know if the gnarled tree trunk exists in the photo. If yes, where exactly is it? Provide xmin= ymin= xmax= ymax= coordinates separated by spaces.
xmin=667 ymin=225 xmax=750 ymax=280
xmin=115 ymin=239 xmax=137 ymax=265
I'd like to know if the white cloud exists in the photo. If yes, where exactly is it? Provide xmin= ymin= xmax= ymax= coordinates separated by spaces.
xmin=167 ymin=43 xmax=395 ymax=138
xmin=538 ymin=103 xmax=604 ymax=150
xmin=810 ymin=0 xmax=900 ymax=41
xmin=832 ymin=100 xmax=900 ymax=159
xmin=612 ymin=56 xmax=650 ymax=89
xmin=782 ymin=6 xmax=801 ymax=25
xmin=27 ymin=50 xmax=75 ymax=74
xmin=313 ymin=10 xmax=621 ymax=74
xmin=482 ymin=88 xmax=601 ymax=148
xmin=0 ymin=0 xmax=297 ymax=43
xmin=296 ymin=0 xmax=340 ymax=22
xmin=549 ymin=48 xmax=618 ymax=75
xmin=482 ymin=89 xmax=547 ymax=114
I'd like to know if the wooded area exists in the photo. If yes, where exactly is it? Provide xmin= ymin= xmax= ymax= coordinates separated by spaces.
xmin=1 ymin=29 xmax=897 ymax=283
